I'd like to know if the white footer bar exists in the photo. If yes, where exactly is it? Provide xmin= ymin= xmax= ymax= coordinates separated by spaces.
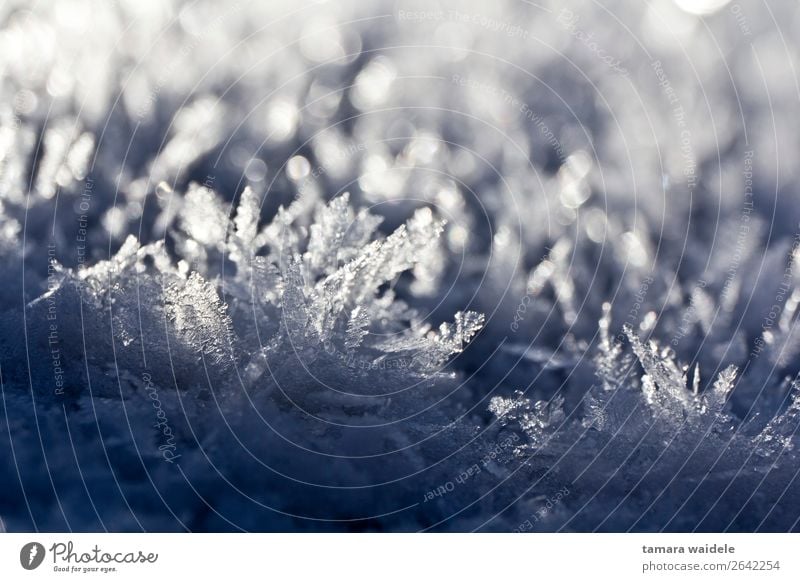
xmin=1 ymin=533 xmax=797 ymax=581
